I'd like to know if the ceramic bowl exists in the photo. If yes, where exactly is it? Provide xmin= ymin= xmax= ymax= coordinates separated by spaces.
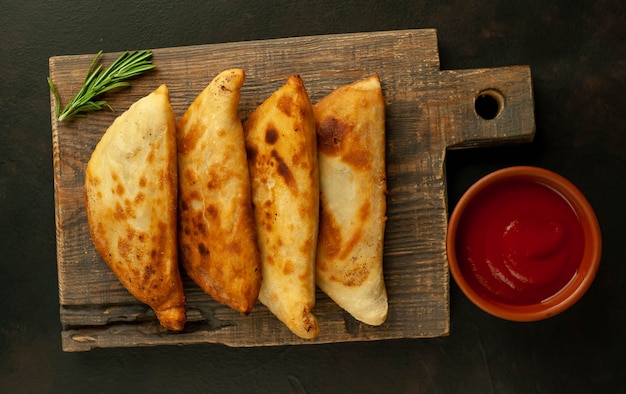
xmin=447 ymin=166 xmax=602 ymax=321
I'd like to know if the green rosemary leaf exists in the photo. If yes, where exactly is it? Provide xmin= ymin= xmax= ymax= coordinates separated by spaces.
xmin=48 ymin=49 xmax=156 ymax=122
xmin=47 ymin=77 xmax=61 ymax=118
xmin=97 ymin=81 xmax=132 ymax=95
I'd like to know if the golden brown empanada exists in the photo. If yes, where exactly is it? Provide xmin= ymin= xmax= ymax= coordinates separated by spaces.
xmin=85 ymin=84 xmax=186 ymax=331
xmin=177 ymin=69 xmax=261 ymax=313
xmin=244 ymin=75 xmax=320 ymax=339
xmin=314 ymin=74 xmax=388 ymax=326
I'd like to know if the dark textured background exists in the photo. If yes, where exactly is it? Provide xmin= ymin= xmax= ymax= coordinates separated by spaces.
xmin=1 ymin=1 xmax=624 ymax=392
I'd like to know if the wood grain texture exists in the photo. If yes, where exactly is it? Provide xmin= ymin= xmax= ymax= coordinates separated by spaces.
xmin=50 ymin=29 xmax=534 ymax=351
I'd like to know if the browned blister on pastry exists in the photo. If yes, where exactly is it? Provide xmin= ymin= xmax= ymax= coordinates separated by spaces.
xmin=85 ymin=84 xmax=186 ymax=331
xmin=244 ymin=75 xmax=320 ymax=339
xmin=177 ymin=69 xmax=261 ymax=313
xmin=314 ymin=74 xmax=388 ymax=326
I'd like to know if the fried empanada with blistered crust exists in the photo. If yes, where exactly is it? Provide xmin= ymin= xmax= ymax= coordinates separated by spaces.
xmin=314 ymin=74 xmax=388 ymax=326
xmin=244 ymin=75 xmax=320 ymax=339
xmin=177 ymin=69 xmax=261 ymax=313
xmin=85 ymin=84 xmax=186 ymax=331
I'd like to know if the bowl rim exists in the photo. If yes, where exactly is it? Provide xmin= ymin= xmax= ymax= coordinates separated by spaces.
xmin=447 ymin=166 xmax=602 ymax=322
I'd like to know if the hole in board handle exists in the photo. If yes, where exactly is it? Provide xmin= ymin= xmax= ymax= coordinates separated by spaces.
xmin=474 ymin=89 xmax=504 ymax=120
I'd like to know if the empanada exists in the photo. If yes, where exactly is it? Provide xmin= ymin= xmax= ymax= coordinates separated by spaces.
xmin=314 ymin=74 xmax=388 ymax=326
xmin=177 ymin=69 xmax=261 ymax=313
xmin=85 ymin=84 xmax=186 ymax=331
xmin=244 ymin=75 xmax=320 ymax=339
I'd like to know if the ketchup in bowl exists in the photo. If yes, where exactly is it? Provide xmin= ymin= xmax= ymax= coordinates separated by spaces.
xmin=456 ymin=178 xmax=583 ymax=305
xmin=447 ymin=166 xmax=601 ymax=321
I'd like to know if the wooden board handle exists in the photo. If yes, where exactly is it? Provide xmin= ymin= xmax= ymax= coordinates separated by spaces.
xmin=441 ymin=65 xmax=535 ymax=149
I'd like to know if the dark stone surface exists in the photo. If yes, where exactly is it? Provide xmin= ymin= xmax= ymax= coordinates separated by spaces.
xmin=1 ymin=1 xmax=623 ymax=392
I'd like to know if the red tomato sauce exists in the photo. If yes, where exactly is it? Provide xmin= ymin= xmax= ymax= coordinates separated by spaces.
xmin=455 ymin=178 xmax=584 ymax=305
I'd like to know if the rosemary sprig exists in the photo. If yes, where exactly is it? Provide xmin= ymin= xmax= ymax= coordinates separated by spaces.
xmin=47 ymin=50 xmax=156 ymax=121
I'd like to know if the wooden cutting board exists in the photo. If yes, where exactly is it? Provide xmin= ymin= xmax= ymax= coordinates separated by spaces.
xmin=50 ymin=29 xmax=534 ymax=352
